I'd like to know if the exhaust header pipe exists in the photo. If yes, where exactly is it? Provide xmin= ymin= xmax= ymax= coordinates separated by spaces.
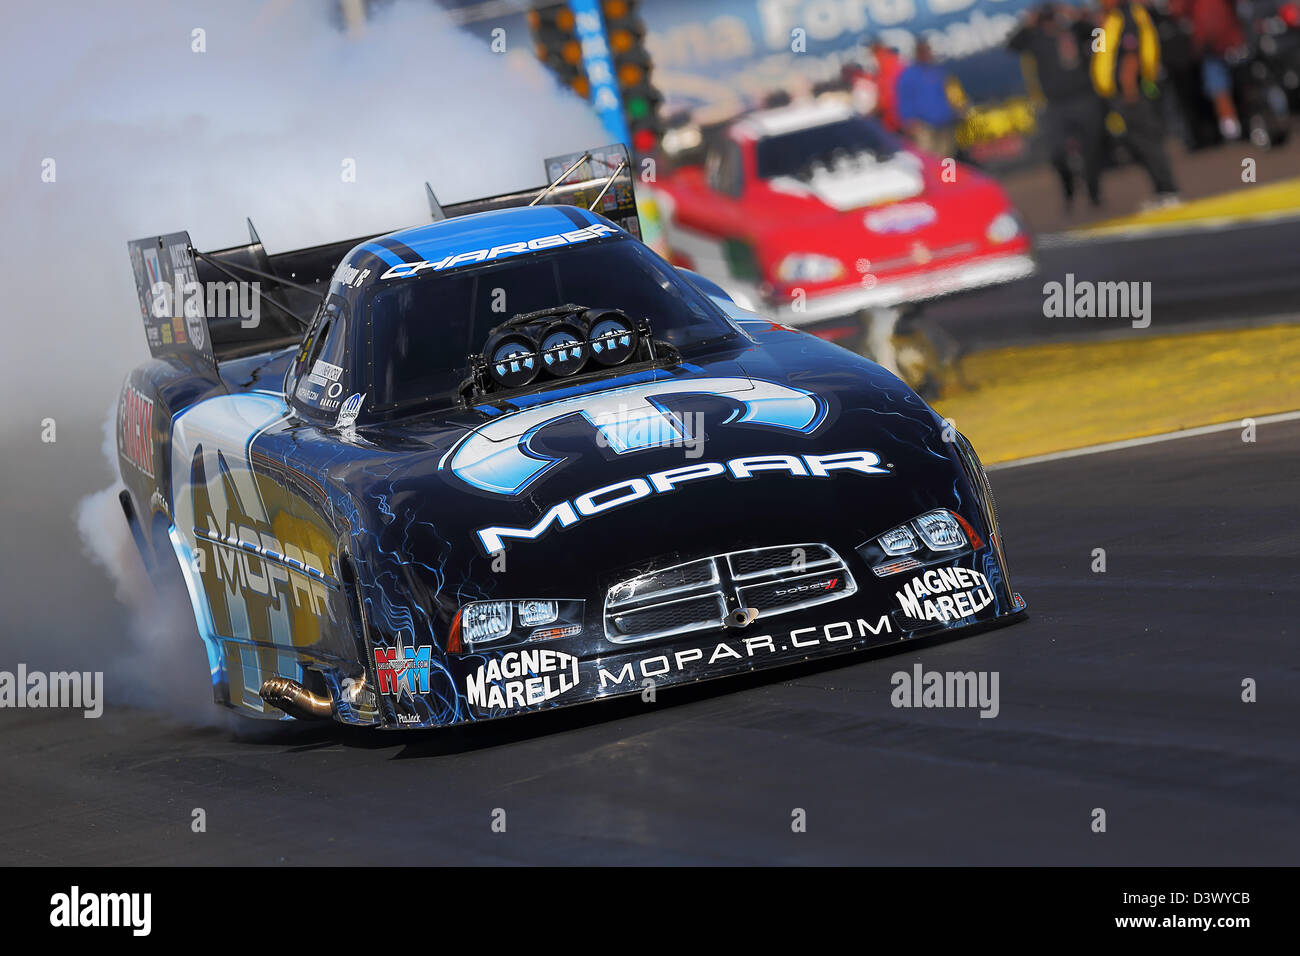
xmin=725 ymin=607 xmax=759 ymax=629
xmin=260 ymin=677 xmax=333 ymax=720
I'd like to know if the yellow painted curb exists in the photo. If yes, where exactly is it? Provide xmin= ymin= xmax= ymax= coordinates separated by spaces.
xmin=932 ymin=324 xmax=1300 ymax=464
xmin=1072 ymin=177 xmax=1300 ymax=238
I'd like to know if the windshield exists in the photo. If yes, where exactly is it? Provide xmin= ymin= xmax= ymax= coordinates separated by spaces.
xmin=366 ymin=236 xmax=736 ymax=410
xmin=755 ymin=117 xmax=900 ymax=181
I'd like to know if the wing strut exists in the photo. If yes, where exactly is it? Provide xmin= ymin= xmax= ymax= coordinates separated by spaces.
xmin=528 ymin=151 xmax=592 ymax=206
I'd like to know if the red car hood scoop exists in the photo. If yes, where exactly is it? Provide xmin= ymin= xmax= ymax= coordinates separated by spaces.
xmin=769 ymin=153 xmax=924 ymax=211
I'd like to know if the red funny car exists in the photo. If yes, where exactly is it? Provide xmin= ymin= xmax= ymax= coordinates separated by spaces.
xmin=652 ymin=100 xmax=1035 ymax=341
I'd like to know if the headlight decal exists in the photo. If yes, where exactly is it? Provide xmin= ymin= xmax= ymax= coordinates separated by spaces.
xmin=913 ymin=510 xmax=966 ymax=551
xmin=878 ymin=523 xmax=919 ymax=555
xmin=462 ymin=601 xmax=512 ymax=646
xmin=857 ymin=509 xmax=974 ymax=577
xmin=450 ymin=599 xmax=585 ymax=653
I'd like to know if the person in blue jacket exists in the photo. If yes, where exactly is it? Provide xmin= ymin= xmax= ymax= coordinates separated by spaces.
xmin=895 ymin=40 xmax=966 ymax=157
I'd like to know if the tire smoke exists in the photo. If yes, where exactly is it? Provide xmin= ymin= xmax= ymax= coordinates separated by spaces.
xmin=2 ymin=0 xmax=605 ymax=724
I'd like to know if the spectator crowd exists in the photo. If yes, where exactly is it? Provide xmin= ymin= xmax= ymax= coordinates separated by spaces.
xmin=845 ymin=0 xmax=1296 ymax=215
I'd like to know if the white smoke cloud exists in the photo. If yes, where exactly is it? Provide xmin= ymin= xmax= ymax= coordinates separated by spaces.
xmin=0 ymin=0 xmax=606 ymax=722
xmin=1 ymin=0 xmax=605 ymax=426
xmin=75 ymin=468 xmax=220 ymax=723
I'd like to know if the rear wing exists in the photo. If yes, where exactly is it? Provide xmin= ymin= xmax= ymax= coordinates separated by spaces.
xmin=128 ymin=144 xmax=640 ymax=366
xmin=127 ymin=226 xmax=365 ymax=365
xmin=434 ymin=146 xmax=641 ymax=239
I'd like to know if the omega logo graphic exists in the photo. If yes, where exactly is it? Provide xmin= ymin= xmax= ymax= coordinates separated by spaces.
xmin=441 ymin=376 xmax=828 ymax=496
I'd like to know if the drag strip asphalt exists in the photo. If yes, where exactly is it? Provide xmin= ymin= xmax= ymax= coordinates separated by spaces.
xmin=0 ymin=418 xmax=1295 ymax=865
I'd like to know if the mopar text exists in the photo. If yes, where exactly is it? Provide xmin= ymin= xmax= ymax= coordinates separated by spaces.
xmin=200 ymin=516 xmax=336 ymax=621
xmin=598 ymin=614 xmax=893 ymax=689
xmin=476 ymin=449 xmax=890 ymax=553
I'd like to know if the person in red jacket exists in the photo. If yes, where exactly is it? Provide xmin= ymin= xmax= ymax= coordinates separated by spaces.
xmin=1169 ymin=0 xmax=1247 ymax=139
xmin=871 ymin=38 xmax=905 ymax=133
xmin=845 ymin=36 xmax=906 ymax=132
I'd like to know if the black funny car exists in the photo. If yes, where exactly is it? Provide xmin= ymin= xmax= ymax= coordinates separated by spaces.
xmin=115 ymin=147 xmax=1026 ymax=729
